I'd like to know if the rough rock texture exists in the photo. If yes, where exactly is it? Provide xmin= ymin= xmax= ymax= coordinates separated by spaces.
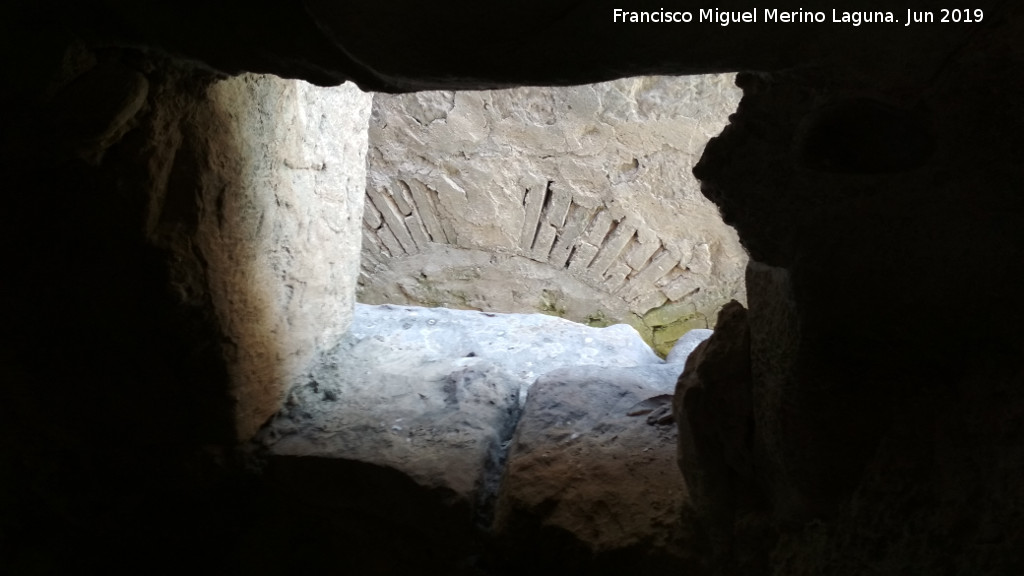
xmin=1 ymin=48 xmax=243 ymax=574
xmin=360 ymin=76 xmax=747 ymax=355
xmin=250 ymin=304 xmax=670 ymax=569
xmin=744 ymin=261 xmax=804 ymax=526
xmin=5 ymin=2 xmax=1024 ymax=575
xmin=258 ymin=303 xmax=663 ymax=481
xmin=685 ymin=8 xmax=1024 ymax=574
xmin=0 ymin=47 xmax=371 ymax=572
xmin=667 ymin=328 xmax=714 ymax=365
xmin=675 ymin=301 xmax=767 ymax=575
xmin=494 ymin=363 xmax=702 ymax=574
xmin=119 ymin=68 xmax=371 ymax=441
xmin=47 ymin=60 xmax=150 ymax=164
xmin=195 ymin=75 xmax=370 ymax=439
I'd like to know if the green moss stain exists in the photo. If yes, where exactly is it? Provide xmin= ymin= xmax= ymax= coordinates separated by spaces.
xmin=643 ymin=300 xmax=698 ymax=327
xmin=538 ymin=289 xmax=567 ymax=317
xmin=641 ymin=300 xmax=710 ymax=357
xmin=398 ymin=277 xmax=474 ymax=310
xmin=584 ymin=310 xmax=612 ymax=327
xmin=651 ymin=315 xmax=708 ymax=356
xmin=627 ymin=313 xmax=654 ymax=349
xmin=392 ymin=273 xmax=725 ymax=359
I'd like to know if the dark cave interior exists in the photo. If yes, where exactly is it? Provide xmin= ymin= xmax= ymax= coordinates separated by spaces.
xmin=2 ymin=2 xmax=1023 ymax=575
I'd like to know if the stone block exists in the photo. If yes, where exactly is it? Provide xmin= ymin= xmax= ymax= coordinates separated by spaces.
xmin=494 ymin=363 xmax=700 ymax=572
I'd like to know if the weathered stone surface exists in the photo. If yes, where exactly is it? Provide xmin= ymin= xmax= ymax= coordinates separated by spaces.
xmin=259 ymin=355 xmax=520 ymax=547
xmin=667 ymin=328 xmax=713 ymax=365
xmin=494 ymin=363 xmax=704 ymax=574
xmin=11 ymin=56 xmax=373 ymax=446
xmin=191 ymin=75 xmax=371 ymax=439
xmin=674 ymin=300 xmax=764 ymax=575
xmin=47 ymin=60 xmax=148 ymax=163
xmin=744 ymin=261 xmax=805 ymax=525
xmin=7 ymin=3 xmax=1024 ymax=575
xmin=254 ymin=303 xmax=667 ymax=548
xmin=684 ymin=7 xmax=1024 ymax=572
xmin=359 ymin=76 xmax=748 ymax=354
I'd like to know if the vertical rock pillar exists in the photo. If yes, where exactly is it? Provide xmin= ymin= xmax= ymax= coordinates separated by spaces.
xmin=200 ymin=76 xmax=371 ymax=440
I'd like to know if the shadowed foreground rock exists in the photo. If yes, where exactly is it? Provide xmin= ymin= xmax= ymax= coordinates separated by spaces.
xmin=248 ymin=304 xmax=676 ymax=571
xmin=495 ymin=363 xmax=705 ymax=574
xmin=675 ymin=301 xmax=769 ymax=575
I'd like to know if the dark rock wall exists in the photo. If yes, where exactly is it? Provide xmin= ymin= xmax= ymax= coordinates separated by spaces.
xmin=678 ymin=6 xmax=1024 ymax=574
xmin=0 ymin=41 xmax=242 ymax=571
xmin=18 ymin=1 xmax=1001 ymax=91
xmin=0 ymin=34 xmax=371 ymax=571
xmin=675 ymin=301 xmax=763 ymax=575
xmin=3 ymin=1 xmax=1023 ymax=575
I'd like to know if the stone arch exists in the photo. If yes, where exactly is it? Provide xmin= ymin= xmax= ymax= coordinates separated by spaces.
xmin=359 ymin=74 xmax=748 ymax=354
